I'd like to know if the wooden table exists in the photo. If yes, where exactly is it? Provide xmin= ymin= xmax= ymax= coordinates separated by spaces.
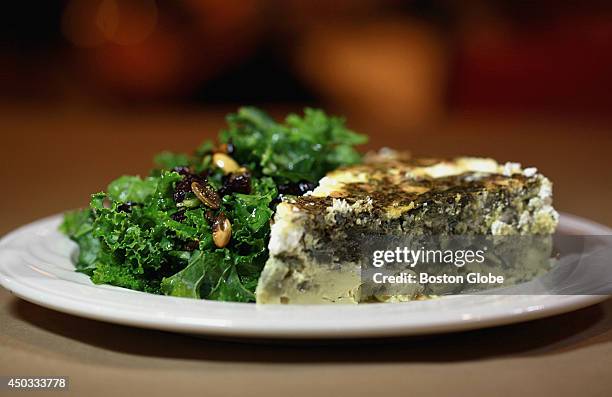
xmin=1 ymin=104 xmax=611 ymax=396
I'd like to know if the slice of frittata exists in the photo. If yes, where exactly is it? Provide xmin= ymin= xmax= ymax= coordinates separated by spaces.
xmin=255 ymin=152 xmax=559 ymax=304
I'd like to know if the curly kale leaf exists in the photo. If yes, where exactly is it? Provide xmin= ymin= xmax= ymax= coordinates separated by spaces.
xmin=153 ymin=151 xmax=190 ymax=170
xmin=107 ymin=176 xmax=157 ymax=203
xmin=160 ymin=249 xmax=256 ymax=302
xmin=220 ymin=107 xmax=367 ymax=183
xmin=61 ymin=171 xmax=201 ymax=293
xmin=60 ymin=209 xmax=99 ymax=274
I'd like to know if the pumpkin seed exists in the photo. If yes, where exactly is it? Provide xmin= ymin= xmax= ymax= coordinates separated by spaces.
xmin=212 ymin=153 xmax=240 ymax=174
xmin=190 ymin=181 xmax=220 ymax=209
xmin=212 ymin=213 xmax=232 ymax=248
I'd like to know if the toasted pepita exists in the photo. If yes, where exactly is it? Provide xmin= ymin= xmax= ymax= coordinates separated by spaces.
xmin=191 ymin=181 xmax=221 ymax=209
xmin=213 ymin=213 xmax=232 ymax=248
xmin=212 ymin=153 xmax=240 ymax=174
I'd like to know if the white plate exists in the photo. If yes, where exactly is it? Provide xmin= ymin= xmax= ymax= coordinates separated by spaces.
xmin=0 ymin=213 xmax=610 ymax=339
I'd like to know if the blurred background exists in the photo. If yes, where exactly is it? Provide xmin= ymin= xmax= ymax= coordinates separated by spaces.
xmin=4 ymin=1 xmax=612 ymax=124
xmin=1 ymin=0 xmax=612 ymax=232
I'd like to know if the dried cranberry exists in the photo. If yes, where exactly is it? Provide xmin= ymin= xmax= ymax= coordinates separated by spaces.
xmin=270 ymin=196 xmax=283 ymax=207
xmin=173 ymin=167 xmax=217 ymax=205
xmin=173 ymin=190 xmax=186 ymax=203
xmin=221 ymin=171 xmax=251 ymax=195
xmin=277 ymin=184 xmax=290 ymax=195
xmin=204 ymin=210 xmax=216 ymax=224
xmin=171 ymin=210 xmax=186 ymax=222
xmin=177 ymin=179 xmax=188 ymax=189
xmin=277 ymin=180 xmax=315 ymax=196
xmin=298 ymin=181 xmax=315 ymax=194
xmin=192 ymin=174 xmax=208 ymax=186
xmin=118 ymin=202 xmax=136 ymax=213
xmin=172 ymin=166 xmax=191 ymax=175
xmin=173 ymin=178 xmax=193 ymax=203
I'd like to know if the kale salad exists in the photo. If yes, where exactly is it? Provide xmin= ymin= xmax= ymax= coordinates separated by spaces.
xmin=60 ymin=107 xmax=367 ymax=302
